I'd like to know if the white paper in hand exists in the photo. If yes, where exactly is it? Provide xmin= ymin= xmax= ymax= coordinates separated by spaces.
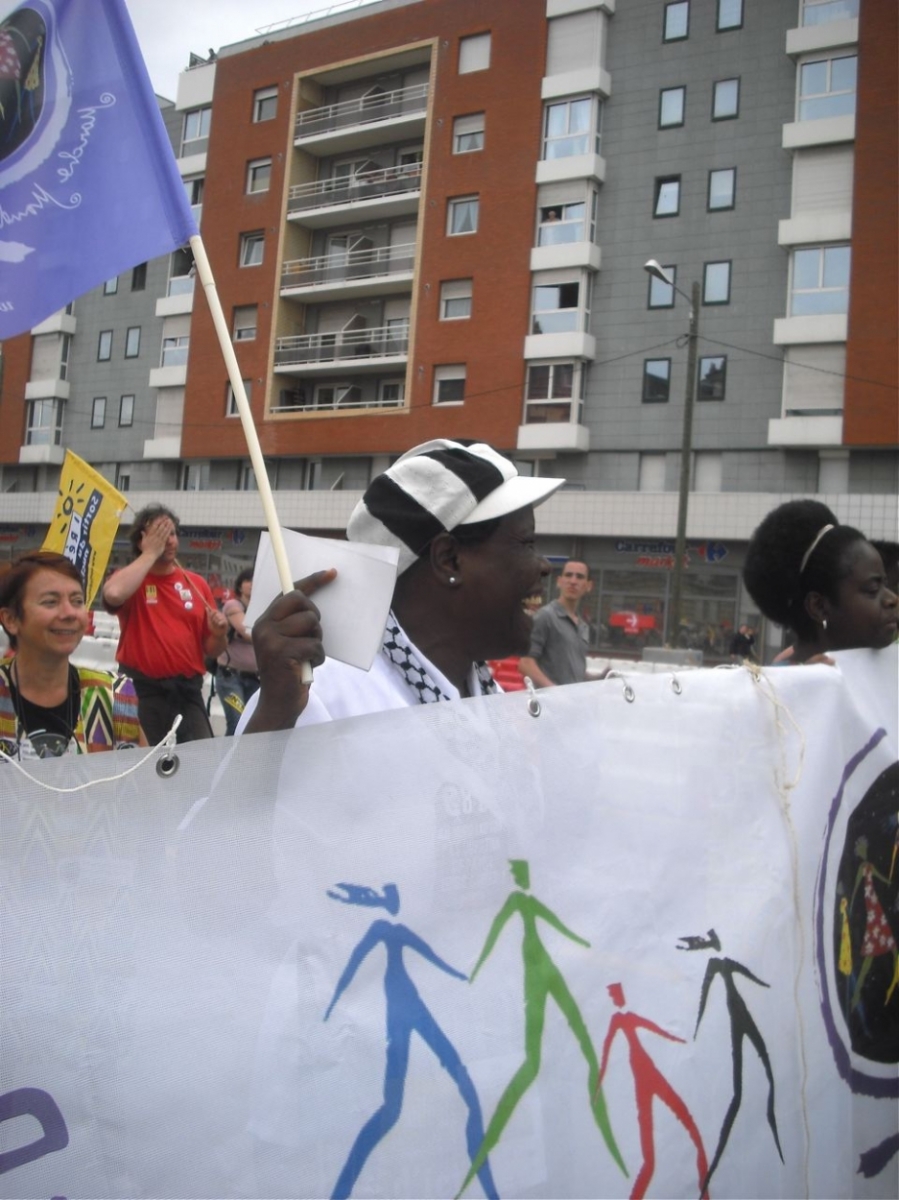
xmin=244 ymin=529 xmax=399 ymax=671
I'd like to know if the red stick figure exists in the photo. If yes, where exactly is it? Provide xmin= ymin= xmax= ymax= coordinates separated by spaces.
xmin=598 ymin=983 xmax=709 ymax=1200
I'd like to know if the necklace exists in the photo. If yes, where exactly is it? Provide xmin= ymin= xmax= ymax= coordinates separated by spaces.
xmin=9 ymin=660 xmax=81 ymax=758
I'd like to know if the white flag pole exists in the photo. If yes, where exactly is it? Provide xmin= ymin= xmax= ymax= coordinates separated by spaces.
xmin=190 ymin=234 xmax=314 ymax=684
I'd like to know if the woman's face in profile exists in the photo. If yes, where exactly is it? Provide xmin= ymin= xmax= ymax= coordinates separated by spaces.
xmin=825 ymin=541 xmax=899 ymax=651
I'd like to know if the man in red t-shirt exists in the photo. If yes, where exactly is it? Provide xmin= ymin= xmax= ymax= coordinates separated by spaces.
xmin=103 ymin=505 xmax=228 ymax=744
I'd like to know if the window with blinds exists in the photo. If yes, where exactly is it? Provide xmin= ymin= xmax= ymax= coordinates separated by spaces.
xmin=546 ymin=11 xmax=602 ymax=75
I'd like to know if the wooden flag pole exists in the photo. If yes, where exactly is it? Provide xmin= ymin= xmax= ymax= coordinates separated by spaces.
xmin=189 ymin=234 xmax=313 ymax=684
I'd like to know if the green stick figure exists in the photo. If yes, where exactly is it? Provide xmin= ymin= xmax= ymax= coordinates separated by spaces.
xmin=457 ymin=860 xmax=626 ymax=1196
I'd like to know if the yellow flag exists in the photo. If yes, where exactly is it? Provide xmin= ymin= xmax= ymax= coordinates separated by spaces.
xmin=41 ymin=451 xmax=127 ymax=607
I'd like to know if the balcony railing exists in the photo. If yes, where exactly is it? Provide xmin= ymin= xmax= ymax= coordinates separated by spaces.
xmin=295 ymin=81 xmax=428 ymax=139
xmin=281 ymin=241 xmax=415 ymax=289
xmin=273 ymin=390 xmax=405 ymax=414
xmin=288 ymin=161 xmax=422 ymax=216
xmin=167 ymin=275 xmax=195 ymax=297
xmin=274 ymin=322 xmax=409 ymax=367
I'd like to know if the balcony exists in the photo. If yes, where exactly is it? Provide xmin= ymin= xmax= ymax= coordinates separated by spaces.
xmin=274 ymin=322 xmax=409 ymax=374
xmin=287 ymin=162 xmax=422 ymax=227
xmin=156 ymin=275 xmax=195 ymax=317
xmin=281 ymin=242 xmax=415 ymax=301
xmin=271 ymin=388 xmax=406 ymax=416
xmin=294 ymin=82 xmax=428 ymax=154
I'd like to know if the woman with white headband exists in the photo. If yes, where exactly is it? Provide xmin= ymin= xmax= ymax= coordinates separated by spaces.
xmin=743 ymin=499 xmax=898 ymax=663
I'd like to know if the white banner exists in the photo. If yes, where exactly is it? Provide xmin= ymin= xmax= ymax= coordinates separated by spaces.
xmin=1 ymin=648 xmax=897 ymax=1199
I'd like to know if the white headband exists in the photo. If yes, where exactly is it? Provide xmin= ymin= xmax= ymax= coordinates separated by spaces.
xmin=799 ymin=524 xmax=836 ymax=574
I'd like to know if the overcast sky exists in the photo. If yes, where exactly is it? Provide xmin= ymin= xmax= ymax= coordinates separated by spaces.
xmin=124 ymin=0 xmax=379 ymax=100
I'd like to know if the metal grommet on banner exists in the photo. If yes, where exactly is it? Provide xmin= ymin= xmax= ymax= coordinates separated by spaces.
xmin=671 ymin=674 xmax=683 ymax=695
xmin=523 ymin=676 xmax=542 ymax=718
xmin=606 ymin=671 xmax=636 ymax=704
xmin=156 ymin=715 xmax=182 ymax=779
xmin=156 ymin=752 xmax=180 ymax=779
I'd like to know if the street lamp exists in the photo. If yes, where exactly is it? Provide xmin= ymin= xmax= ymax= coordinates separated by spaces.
xmin=644 ymin=259 xmax=700 ymax=648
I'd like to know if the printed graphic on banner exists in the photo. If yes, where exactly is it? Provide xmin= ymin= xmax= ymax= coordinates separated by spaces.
xmin=0 ymin=0 xmax=197 ymax=338
xmin=41 ymin=449 xmax=125 ymax=605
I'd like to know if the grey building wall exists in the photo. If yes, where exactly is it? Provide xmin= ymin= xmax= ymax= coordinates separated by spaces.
xmin=62 ymin=100 xmax=182 ymax=487
xmin=580 ymin=0 xmax=796 ymax=489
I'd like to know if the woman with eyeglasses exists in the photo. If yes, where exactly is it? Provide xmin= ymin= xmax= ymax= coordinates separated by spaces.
xmin=0 ymin=552 xmax=145 ymax=760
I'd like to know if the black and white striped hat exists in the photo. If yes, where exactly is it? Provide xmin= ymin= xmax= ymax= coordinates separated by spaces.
xmin=348 ymin=439 xmax=565 ymax=574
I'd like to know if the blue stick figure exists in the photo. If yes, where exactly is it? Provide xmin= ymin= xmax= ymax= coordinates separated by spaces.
xmin=324 ymin=882 xmax=498 ymax=1200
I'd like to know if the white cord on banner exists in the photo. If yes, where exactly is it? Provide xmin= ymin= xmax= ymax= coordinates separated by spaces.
xmin=742 ymin=659 xmax=813 ymax=1195
xmin=0 ymin=715 xmax=183 ymax=795
xmin=522 ymin=676 xmax=542 ymax=718
xmin=603 ymin=670 xmax=636 ymax=703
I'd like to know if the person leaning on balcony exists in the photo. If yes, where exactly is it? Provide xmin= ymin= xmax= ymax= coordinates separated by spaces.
xmin=102 ymin=505 xmax=229 ymax=744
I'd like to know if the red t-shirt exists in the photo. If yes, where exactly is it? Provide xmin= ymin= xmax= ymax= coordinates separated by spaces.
xmin=112 ymin=567 xmax=215 ymax=679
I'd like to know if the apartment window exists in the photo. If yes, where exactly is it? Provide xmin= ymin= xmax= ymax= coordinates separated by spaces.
xmin=708 ymin=167 xmax=736 ymax=210
xmin=182 ymin=106 xmax=211 ymax=151
xmin=379 ymin=379 xmax=405 ymax=406
xmin=639 ymin=453 xmax=667 ymax=492
xmin=532 ymin=277 xmax=589 ymax=334
xmin=712 ymin=78 xmax=740 ymax=120
xmin=124 ymin=326 xmax=141 ymax=358
xmin=798 ymin=55 xmax=857 ymax=121
xmin=693 ymin=452 xmax=723 ymax=493
xmin=659 ymin=87 xmax=686 ymax=129
xmin=448 ymin=195 xmax=479 ymax=236
xmin=240 ymin=231 xmax=264 ymax=267
xmin=103 ymin=276 xmax=118 ymax=295
xmin=440 ymin=279 xmax=473 ymax=320
xmin=60 ymin=333 xmax=71 ymax=380
xmin=161 ymin=335 xmax=189 ymax=367
xmin=543 ymin=97 xmax=598 ymax=159
xmin=459 ymin=32 xmax=491 ymax=74
xmin=246 ymin=157 xmax=272 ymax=194
xmin=538 ymin=200 xmax=588 ymax=246
xmin=654 ymin=176 xmax=681 ymax=217
xmin=180 ymin=462 xmax=209 ymax=492
xmin=703 ymin=260 xmax=732 ymax=304
xmin=524 ymin=362 xmax=577 ymax=424
xmin=648 ymin=265 xmax=676 ymax=308
xmin=239 ymin=464 xmax=258 ymax=492
xmin=791 ymin=245 xmax=850 ymax=315
xmin=717 ymin=0 xmax=743 ymax=31
xmin=453 ymin=112 xmax=485 ymax=154
xmin=116 ymin=469 xmax=131 ymax=492
xmin=642 ymin=359 xmax=671 ymax=403
xmin=226 ymin=379 xmax=252 ymax=416
xmin=131 ymin=262 xmax=147 ymax=291
xmin=233 ymin=305 xmax=258 ymax=342
xmin=97 ymin=330 xmax=112 ymax=361
xmin=184 ymin=177 xmax=204 ymax=223
xmin=313 ymin=384 xmax=362 ymax=410
xmin=168 ymin=246 xmax=194 ymax=296
xmin=698 ymin=356 xmax=727 ymax=400
xmin=25 ymin=398 xmax=63 ymax=446
xmin=802 ymin=0 xmax=858 ymax=26
xmin=663 ymin=2 xmax=689 ymax=42
xmin=253 ymin=85 xmax=278 ymax=123
xmin=433 ymin=365 xmax=466 ymax=404
xmin=119 ymin=394 xmax=134 ymax=427
xmin=91 ymin=397 xmax=106 ymax=429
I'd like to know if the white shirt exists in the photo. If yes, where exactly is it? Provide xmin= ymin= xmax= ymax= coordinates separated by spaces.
xmin=236 ymin=632 xmax=489 ymax=732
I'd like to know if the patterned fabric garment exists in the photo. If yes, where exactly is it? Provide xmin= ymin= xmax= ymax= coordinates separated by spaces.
xmin=381 ymin=611 xmax=498 ymax=704
xmin=0 ymin=663 xmax=141 ymax=756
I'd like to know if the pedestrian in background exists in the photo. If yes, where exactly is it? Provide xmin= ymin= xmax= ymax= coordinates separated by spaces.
xmin=216 ymin=568 xmax=259 ymax=736
xmin=102 ymin=505 xmax=228 ymax=744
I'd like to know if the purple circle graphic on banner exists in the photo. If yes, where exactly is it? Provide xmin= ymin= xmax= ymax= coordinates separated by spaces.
xmin=815 ymin=730 xmax=899 ymax=1097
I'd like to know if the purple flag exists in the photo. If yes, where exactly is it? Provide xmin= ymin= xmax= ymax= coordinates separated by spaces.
xmin=0 ymin=0 xmax=198 ymax=339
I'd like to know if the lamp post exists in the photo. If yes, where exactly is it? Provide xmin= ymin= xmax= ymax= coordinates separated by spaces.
xmin=644 ymin=260 xmax=700 ymax=648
